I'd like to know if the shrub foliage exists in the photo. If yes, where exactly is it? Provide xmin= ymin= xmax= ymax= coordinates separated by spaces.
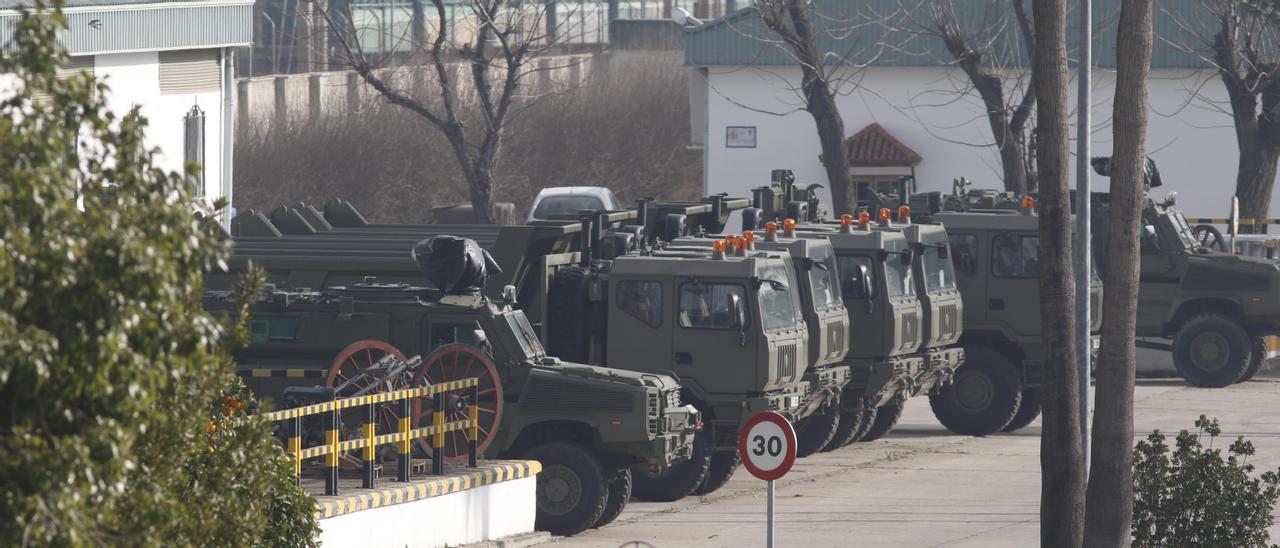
xmin=0 ymin=8 xmax=318 ymax=545
xmin=1132 ymin=415 xmax=1280 ymax=547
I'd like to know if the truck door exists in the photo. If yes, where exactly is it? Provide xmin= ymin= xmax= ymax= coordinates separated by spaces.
xmin=671 ymin=278 xmax=757 ymax=396
xmin=948 ymin=233 xmax=985 ymax=323
xmin=606 ymin=278 xmax=672 ymax=373
xmin=985 ymin=232 xmax=1041 ymax=337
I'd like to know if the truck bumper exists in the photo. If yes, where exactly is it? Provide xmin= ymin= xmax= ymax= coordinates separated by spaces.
xmin=847 ymin=355 xmax=928 ymax=408
xmin=643 ymin=404 xmax=702 ymax=473
xmin=913 ymin=347 xmax=966 ymax=395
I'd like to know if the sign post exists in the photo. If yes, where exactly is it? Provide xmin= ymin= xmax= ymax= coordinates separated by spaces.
xmin=739 ymin=411 xmax=797 ymax=548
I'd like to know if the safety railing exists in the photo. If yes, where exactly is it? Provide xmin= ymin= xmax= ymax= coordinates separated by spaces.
xmin=260 ymin=379 xmax=480 ymax=496
xmin=1188 ymin=217 xmax=1280 ymax=226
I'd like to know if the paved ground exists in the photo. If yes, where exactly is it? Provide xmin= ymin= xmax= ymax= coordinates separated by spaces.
xmin=545 ymin=377 xmax=1280 ymax=548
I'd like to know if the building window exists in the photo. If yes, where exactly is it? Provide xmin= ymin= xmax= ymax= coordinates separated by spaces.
xmin=616 ymin=281 xmax=663 ymax=329
xmin=991 ymin=234 xmax=1040 ymax=278
xmin=184 ymin=105 xmax=205 ymax=197
xmin=159 ymin=50 xmax=220 ymax=95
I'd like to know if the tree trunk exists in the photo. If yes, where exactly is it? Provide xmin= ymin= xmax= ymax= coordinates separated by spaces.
xmin=785 ymin=0 xmax=853 ymax=215
xmin=969 ymin=73 xmax=1030 ymax=194
xmin=1235 ymin=137 xmax=1280 ymax=234
xmin=1031 ymin=0 xmax=1085 ymax=545
xmin=1084 ymin=0 xmax=1153 ymax=545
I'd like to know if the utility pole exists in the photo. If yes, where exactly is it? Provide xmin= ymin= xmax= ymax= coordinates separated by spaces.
xmin=1073 ymin=0 xmax=1092 ymax=476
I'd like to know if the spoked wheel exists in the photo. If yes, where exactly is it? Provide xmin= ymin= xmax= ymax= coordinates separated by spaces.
xmin=1193 ymin=224 xmax=1227 ymax=251
xmin=326 ymin=340 xmax=416 ymax=461
xmin=412 ymin=343 xmax=504 ymax=462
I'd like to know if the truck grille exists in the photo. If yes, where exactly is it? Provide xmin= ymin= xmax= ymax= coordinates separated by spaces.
xmin=647 ymin=391 xmax=660 ymax=417
xmin=939 ymin=302 xmax=960 ymax=340
xmin=777 ymin=342 xmax=799 ymax=383
xmin=525 ymin=380 xmax=633 ymax=413
xmin=901 ymin=310 xmax=921 ymax=349
xmin=827 ymin=321 xmax=846 ymax=357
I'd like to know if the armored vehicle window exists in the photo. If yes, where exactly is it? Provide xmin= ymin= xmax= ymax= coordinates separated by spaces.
xmin=1168 ymin=211 xmax=1201 ymax=249
xmin=809 ymin=245 xmax=841 ymax=307
xmin=431 ymin=322 xmax=482 ymax=348
xmin=950 ymin=234 xmax=979 ymax=276
xmin=758 ymin=263 xmax=800 ymax=330
xmin=837 ymin=256 xmax=876 ymax=299
xmin=503 ymin=312 xmax=546 ymax=358
xmin=885 ymin=254 xmax=915 ymax=297
xmin=678 ymin=283 xmax=749 ymax=330
xmin=992 ymin=234 xmax=1040 ymax=278
xmin=250 ymin=316 xmax=299 ymax=343
xmin=617 ymin=281 xmax=663 ymax=329
xmin=923 ymin=242 xmax=957 ymax=291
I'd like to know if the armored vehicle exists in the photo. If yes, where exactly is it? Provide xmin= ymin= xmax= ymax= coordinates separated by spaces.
xmin=206 ymin=241 xmax=699 ymax=536
xmin=669 ymin=229 xmax=852 ymax=457
xmin=1087 ymin=159 xmax=1280 ymax=386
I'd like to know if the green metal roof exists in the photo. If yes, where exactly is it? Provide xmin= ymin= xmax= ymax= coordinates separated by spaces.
xmin=685 ymin=0 xmax=1215 ymax=69
xmin=1 ymin=0 xmax=252 ymax=55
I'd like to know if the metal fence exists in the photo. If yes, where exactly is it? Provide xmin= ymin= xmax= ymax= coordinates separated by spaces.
xmin=260 ymin=378 xmax=480 ymax=496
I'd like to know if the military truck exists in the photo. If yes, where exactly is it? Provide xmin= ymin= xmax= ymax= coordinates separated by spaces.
xmin=206 ymin=240 xmax=700 ymax=536
xmin=738 ymin=172 xmax=966 ymax=440
xmin=1086 ymin=158 xmax=1280 ymax=386
xmin=219 ymin=201 xmax=813 ymax=501
xmin=668 ymin=230 xmax=852 ymax=457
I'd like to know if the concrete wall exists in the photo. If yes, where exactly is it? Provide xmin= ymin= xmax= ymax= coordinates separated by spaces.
xmin=318 ymin=475 xmax=536 ymax=548
xmin=700 ymin=65 xmax=1251 ymax=220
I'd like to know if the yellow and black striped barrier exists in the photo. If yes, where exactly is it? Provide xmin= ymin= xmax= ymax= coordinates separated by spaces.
xmin=1187 ymin=217 xmax=1280 ymax=226
xmin=314 ymin=461 xmax=541 ymax=519
xmin=237 ymin=368 xmax=326 ymax=379
xmin=260 ymin=379 xmax=481 ymax=497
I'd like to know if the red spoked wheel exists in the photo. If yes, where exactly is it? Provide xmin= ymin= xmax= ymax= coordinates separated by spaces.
xmin=327 ymin=340 xmax=417 ymax=461
xmin=412 ymin=343 xmax=503 ymax=463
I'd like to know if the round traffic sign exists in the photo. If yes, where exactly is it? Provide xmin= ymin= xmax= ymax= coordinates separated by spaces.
xmin=738 ymin=411 xmax=797 ymax=481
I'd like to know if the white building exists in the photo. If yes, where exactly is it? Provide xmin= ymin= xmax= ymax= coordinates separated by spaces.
xmin=0 ymin=0 xmax=252 ymax=224
xmin=684 ymin=1 xmax=1257 ymax=220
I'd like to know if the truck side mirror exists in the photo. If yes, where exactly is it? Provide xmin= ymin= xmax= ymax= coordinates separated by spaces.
xmin=900 ymin=249 xmax=914 ymax=266
xmin=938 ymin=245 xmax=949 ymax=260
xmin=727 ymin=293 xmax=747 ymax=329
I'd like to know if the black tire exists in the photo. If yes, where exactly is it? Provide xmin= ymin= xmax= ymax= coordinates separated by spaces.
xmin=524 ymin=441 xmax=608 ymax=536
xmin=843 ymin=407 xmax=878 ymax=447
xmin=1172 ymin=313 xmax=1251 ymax=388
xmin=594 ymin=468 xmax=632 ymax=528
xmin=631 ymin=429 xmax=711 ymax=502
xmin=691 ymin=450 xmax=739 ymax=496
xmin=1241 ymin=338 xmax=1267 ymax=382
xmin=823 ymin=408 xmax=865 ymax=451
xmin=1002 ymin=386 xmax=1042 ymax=432
xmin=661 ymin=213 xmax=687 ymax=242
xmin=795 ymin=404 xmax=840 ymax=457
xmin=547 ymin=266 xmax=590 ymax=362
xmin=929 ymin=346 xmax=1022 ymax=436
xmin=860 ymin=395 xmax=905 ymax=442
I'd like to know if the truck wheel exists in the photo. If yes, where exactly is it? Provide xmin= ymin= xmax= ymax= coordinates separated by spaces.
xmin=691 ymin=450 xmax=739 ymax=496
xmin=929 ymin=346 xmax=1022 ymax=436
xmin=823 ymin=409 xmax=865 ymax=451
xmin=594 ymin=468 xmax=632 ymax=528
xmin=842 ymin=407 xmax=879 ymax=447
xmin=795 ymin=405 xmax=840 ymax=457
xmin=547 ymin=266 xmax=590 ymax=362
xmin=1172 ymin=313 xmax=1251 ymax=387
xmin=524 ymin=441 xmax=608 ymax=536
xmin=1002 ymin=387 xmax=1042 ymax=432
xmin=631 ymin=429 xmax=711 ymax=502
xmin=1241 ymin=338 xmax=1267 ymax=382
xmin=859 ymin=395 xmax=905 ymax=442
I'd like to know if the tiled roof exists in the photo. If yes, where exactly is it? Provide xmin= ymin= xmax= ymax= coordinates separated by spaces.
xmin=845 ymin=124 xmax=922 ymax=167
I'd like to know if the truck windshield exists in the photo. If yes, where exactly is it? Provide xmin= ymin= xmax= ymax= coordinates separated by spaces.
xmin=885 ymin=252 xmax=915 ymax=298
xmin=503 ymin=311 xmax=546 ymax=359
xmin=808 ymin=245 xmax=841 ymax=308
xmin=1167 ymin=211 xmax=1202 ymax=249
xmin=758 ymin=263 xmax=800 ymax=330
xmin=922 ymin=243 xmax=956 ymax=292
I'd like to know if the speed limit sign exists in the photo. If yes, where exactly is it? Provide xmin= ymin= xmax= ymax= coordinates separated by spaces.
xmin=739 ymin=411 xmax=797 ymax=481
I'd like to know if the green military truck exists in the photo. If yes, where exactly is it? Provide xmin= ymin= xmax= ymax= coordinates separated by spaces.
xmin=207 ymin=240 xmax=700 ymax=536
xmin=668 ymin=232 xmax=852 ymax=456
xmin=1087 ymin=158 xmax=1280 ymax=386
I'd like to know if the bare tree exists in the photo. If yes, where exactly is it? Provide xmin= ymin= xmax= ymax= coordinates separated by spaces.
xmin=1031 ymin=0 xmax=1085 ymax=544
xmin=1168 ymin=1 xmax=1280 ymax=231
xmin=314 ymin=0 xmax=590 ymax=223
xmin=896 ymin=0 xmax=1039 ymax=194
xmin=740 ymin=0 xmax=893 ymax=214
xmin=1085 ymin=0 xmax=1154 ymax=544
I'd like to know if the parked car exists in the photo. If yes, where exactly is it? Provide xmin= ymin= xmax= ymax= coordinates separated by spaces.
xmin=527 ymin=187 xmax=621 ymax=223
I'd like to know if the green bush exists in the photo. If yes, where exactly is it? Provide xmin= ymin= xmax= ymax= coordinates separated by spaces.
xmin=0 ymin=7 xmax=318 ymax=546
xmin=1132 ymin=415 xmax=1280 ymax=547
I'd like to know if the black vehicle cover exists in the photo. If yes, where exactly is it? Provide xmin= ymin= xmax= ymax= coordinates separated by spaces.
xmin=412 ymin=236 xmax=502 ymax=294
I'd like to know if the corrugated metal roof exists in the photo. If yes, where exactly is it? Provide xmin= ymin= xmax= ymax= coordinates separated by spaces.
xmin=846 ymin=123 xmax=921 ymax=166
xmin=0 ymin=1 xmax=252 ymax=54
xmin=685 ymin=0 xmax=1215 ymax=69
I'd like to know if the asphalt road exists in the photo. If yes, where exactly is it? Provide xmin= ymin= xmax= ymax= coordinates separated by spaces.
xmin=545 ymin=377 xmax=1280 ymax=548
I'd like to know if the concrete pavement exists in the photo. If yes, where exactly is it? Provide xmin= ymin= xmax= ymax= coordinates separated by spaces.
xmin=546 ymin=378 xmax=1280 ymax=548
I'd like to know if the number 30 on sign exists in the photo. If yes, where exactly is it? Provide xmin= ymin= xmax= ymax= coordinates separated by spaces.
xmin=738 ymin=411 xmax=797 ymax=481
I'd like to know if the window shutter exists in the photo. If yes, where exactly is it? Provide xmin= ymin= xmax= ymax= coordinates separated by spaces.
xmin=159 ymin=49 xmax=221 ymax=95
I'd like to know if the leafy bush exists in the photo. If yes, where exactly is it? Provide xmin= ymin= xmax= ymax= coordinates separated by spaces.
xmin=1132 ymin=415 xmax=1280 ymax=547
xmin=0 ymin=7 xmax=318 ymax=545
